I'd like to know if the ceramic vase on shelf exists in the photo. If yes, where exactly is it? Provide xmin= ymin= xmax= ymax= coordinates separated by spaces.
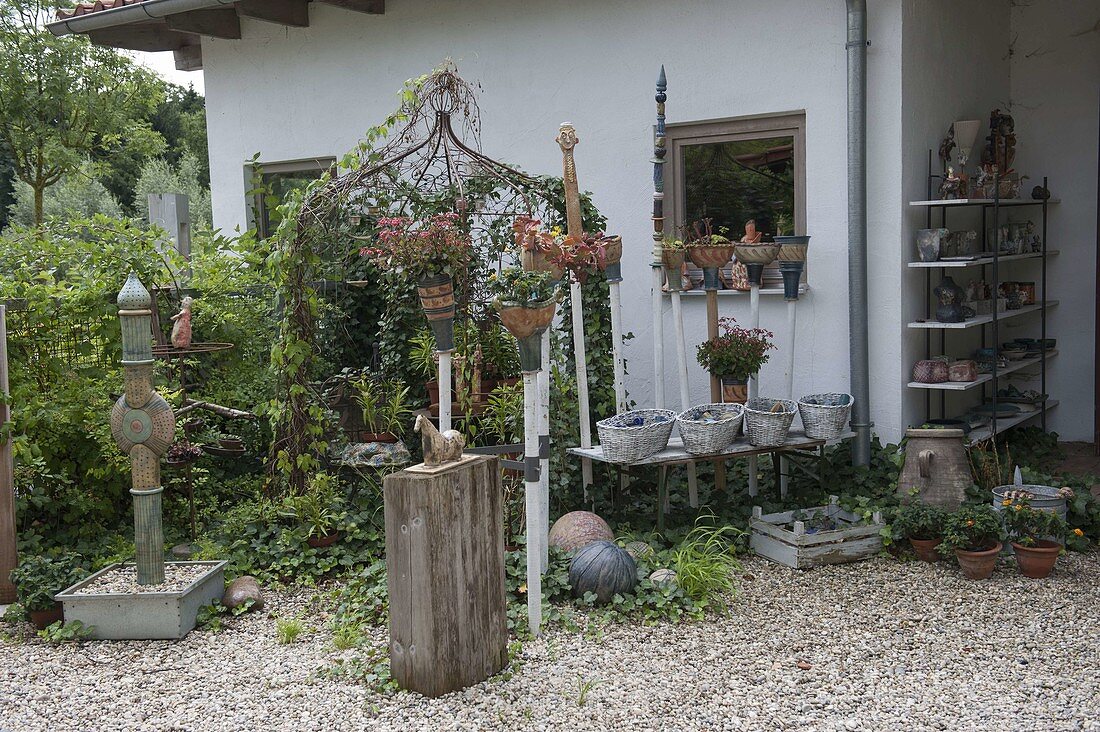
xmin=418 ymin=272 xmax=456 ymax=351
xmin=934 ymin=275 xmax=967 ymax=323
xmin=733 ymin=243 xmax=780 ymax=286
xmin=662 ymin=249 xmax=686 ymax=292
xmin=688 ymin=244 xmax=736 ymax=290
xmin=912 ymin=359 xmax=949 ymax=384
xmin=720 ymin=375 xmax=749 ymax=405
xmin=916 ymin=228 xmax=949 ymax=263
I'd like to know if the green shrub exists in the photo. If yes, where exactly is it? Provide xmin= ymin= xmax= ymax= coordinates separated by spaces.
xmin=9 ymin=553 xmax=87 ymax=611
xmin=1001 ymin=498 xmax=1067 ymax=547
xmin=893 ymin=502 xmax=947 ymax=541
xmin=940 ymin=506 xmax=1003 ymax=553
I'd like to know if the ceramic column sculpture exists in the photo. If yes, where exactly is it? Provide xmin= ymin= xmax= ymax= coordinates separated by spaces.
xmin=111 ymin=273 xmax=175 ymax=585
xmin=650 ymin=66 xmax=667 ymax=412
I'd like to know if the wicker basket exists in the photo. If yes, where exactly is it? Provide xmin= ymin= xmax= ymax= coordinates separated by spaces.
xmin=797 ymin=393 xmax=853 ymax=440
xmin=676 ymin=403 xmax=744 ymax=455
xmin=744 ymin=398 xmax=797 ymax=447
xmin=596 ymin=409 xmax=676 ymax=463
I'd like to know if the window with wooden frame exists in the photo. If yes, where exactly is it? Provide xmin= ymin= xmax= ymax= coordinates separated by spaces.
xmin=667 ymin=112 xmax=806 ymax=293
xmin=246 ymin=157 xmax=336 ymax=239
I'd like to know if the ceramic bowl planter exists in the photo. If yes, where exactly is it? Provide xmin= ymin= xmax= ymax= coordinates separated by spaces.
xmin=912 ymin=359 xmax=949 ymax=383
xmin=520 ymin=245 xmax=564 ymax=283
xmin=774 ymin=236 xmax=809 ymax=300
xmin=720 ymin=376 xmax=749 ymax=405
xmin=496 ymin=299 xmax=557 ymax=372
xmin=734 ymin=243 xmax=780 ymax=286
xmin=662 ymin=249 xmax=686 ymax=292
xmin=1012 ymin=540 xmax=1060 ymax=578
xmin=602 ymin=235 xmax=624 ymax=282
xmin=307 ymin=532 xmax=342 ymax=549
xmin=909 ymin=537 xmax=942 ymax=563
xmin=418 ymin=273 xmax=457 ymax=351
xmin=28 ymin=603 xmax=65 ymax=631
xmin=688 ymin=244 xmax=737 ymax=290
xmin=954 ymin=542 xmax=1002 ymax=580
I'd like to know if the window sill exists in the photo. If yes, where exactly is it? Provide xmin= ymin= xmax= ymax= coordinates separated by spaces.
xmin=663 ymin=285 xmax=810 ymax=297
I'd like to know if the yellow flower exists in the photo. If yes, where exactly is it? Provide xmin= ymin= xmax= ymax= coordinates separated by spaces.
xmin=1014 ymin=505 xmax=1023 ymax=512
xmin=1001 ymin=499 xmax=1012 ymax=506
xmin=1074 ymin=528 xmax=1085 ymax=537
xmin=966 ymin=520 xmax=974 ymax=527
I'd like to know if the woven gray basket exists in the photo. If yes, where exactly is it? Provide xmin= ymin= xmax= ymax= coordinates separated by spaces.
xmin=744 ymin=398 xmax=797 ymax=447
xmin=676 ymin=403 xmax=744 ymax=455
xmin=597 ymin=409 xmax=676 ymax=463
xmin=797 ymin=393 xmax=853 ymax=440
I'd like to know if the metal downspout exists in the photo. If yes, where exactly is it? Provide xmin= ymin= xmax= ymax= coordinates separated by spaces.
xmin=846 ymin=0 xmax=872 ymax=465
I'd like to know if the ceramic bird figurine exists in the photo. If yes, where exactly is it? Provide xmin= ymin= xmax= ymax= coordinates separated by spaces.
xmin=170 ymin=296 xmax=193 ymax=349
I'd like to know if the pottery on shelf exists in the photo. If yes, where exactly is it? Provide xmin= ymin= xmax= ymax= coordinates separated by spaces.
xmin=934 ymin=275 xmax=966 ymax=323
xmin=774 ymin=235 xmax=810 ymax=263
xmin=602 ymin=235 xmax=624 ymax=282
xmin=948 ymin=360 xmax=978 ymax=382
xmin=912 ymin=360 xmax=948 ymax=383
xmin=916 ymin=228 xmax=949 ymax=263
xmin=720 ymin=375 xmax=749 ymax=405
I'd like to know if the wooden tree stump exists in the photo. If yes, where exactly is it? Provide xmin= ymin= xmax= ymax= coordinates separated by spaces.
xmin=384 ymin=454 xmax=507 ymax=697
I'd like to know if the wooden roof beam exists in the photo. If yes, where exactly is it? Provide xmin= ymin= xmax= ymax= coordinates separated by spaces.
xmin=236 ymin=0 xmax=310 ymax=27
xmin=87 ymin=24 xmax=198 ymax=51
xmin=174 ymin=45 xmax=203 ymax=71
xmin=165 ymin=8 xmax=241 ymax=39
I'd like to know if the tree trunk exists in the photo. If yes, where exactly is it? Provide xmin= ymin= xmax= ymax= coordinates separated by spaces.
xmin=33 ymin=184 xmax=44 ymax=226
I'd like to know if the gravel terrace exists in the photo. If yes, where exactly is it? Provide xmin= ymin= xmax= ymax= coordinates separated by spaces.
xmin=2 ymin=554 xmax=1098 ymax=732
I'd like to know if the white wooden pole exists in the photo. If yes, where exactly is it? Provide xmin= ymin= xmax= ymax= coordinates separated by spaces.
xmin=609 ymin=282 xmax=626 ymax=412
xmin=747 ymin=283 xmax=761 ymax=498
xmin=670 ymin=291 xmax=699 ymax=508
xmin=786 ymin=299 xmax=797 ymax=400
xmin=437 ymin=351 xmax=452 ymax=432
xmin=651 ymin=270 xmax=665 ymax=409
xmin=523 ymin=370 xmax=542 ymax=636
xmin=0 ymin=305 xmax=16 ymax=604
xmin=538 ymin=329 xmax=551 ymax=572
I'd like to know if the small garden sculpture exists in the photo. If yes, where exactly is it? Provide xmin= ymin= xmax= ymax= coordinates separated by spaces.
xmin=111 ymin=273 xmax=175 ymax=585
xmin=414 ymin=414 xmax=465 ymax=467
xmin=170 ymin=295 xmax=193 ymax=349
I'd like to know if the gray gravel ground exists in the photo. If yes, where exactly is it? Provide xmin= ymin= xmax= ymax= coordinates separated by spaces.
xmin=2 ymin=553 xmax=1099 ymax=732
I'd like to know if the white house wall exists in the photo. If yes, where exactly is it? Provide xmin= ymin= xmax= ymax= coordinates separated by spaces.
xmin=202 ymin=0 xmax=908 ymax=442
xmin=1010 ymin=0 xmax=1099 ymax=442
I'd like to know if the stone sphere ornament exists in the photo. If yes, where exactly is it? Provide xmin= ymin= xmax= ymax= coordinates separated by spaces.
xmin=568 ymin=540 xmax=638 ymax=603
xmin=548 ymin=511 xmax=614 ymax=553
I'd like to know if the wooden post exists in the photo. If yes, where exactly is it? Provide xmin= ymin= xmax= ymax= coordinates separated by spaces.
xmin=609 ymin=282 xmax=626 ymax=413
xmin=557 ymin=124 xmax=593 ymax=492
xmin=384 ymin=455 xmax=508 ymax=697
xmin=0 ymin=305 xmax=17 ymax=604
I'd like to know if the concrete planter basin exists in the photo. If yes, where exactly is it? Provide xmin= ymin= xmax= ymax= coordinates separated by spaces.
xmin=55 ymin=560 xmax=227 ymax=640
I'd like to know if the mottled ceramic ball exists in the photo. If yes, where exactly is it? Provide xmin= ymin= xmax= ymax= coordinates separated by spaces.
xmin=548 ymin=511 xmax=614 ymax=553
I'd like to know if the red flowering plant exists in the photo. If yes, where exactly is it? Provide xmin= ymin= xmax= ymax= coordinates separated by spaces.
xmin=549 ymin=233 xmax=608 ymax=283
xmin=359 ymin=213 xmax=472 ymax=278
xmin=695 ymin=317 xmax=775 ymax=380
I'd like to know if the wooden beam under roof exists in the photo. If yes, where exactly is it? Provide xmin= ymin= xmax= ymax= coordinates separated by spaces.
xmin=87 ymin=24 xmax=198 ymax=52
xmin=315 ymin=0 xmax=385 ymax=14
xmin=174 ymin=45 xmax=203 ymax=72
xmin=166 ymin=8 xmax=241 ymax=39
xmin=236 ymin=0 xmax=310 ymax=27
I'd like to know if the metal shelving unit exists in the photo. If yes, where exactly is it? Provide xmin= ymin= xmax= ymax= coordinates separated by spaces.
xmin=908 ymin=152 xmax=1056 ymax=442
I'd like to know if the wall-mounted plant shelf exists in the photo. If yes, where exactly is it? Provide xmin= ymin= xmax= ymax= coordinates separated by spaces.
xmin=907 ymin=350 xmax=1057 ymax=391
xmin=907 ymin=301 xmax=1057 ymax=329
xmin=907 ymin=250 xmax=1059 ymax=269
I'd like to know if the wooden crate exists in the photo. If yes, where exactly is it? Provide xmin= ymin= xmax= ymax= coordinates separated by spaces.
xmin=750 ymin=496 xmax=884 ymax=569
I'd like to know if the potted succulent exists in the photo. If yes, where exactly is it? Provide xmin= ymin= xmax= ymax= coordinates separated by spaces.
xmin=683 ymin=219 xmax=736 ymax=289
xmin=1001 ymin=497 xmax=1067 ymax=578
xmin=491 ymin=267 xmax=561 ymax=372
xmin=549 ymin=232 xmax=608 ymax=284
xmin=939 ymin=505 xmax=1003 ymax=579
xmin=360 ymin=213 xmax=472 ymax=351
xmin=280 ymin=473 xmax=346 ymax=548
xmin=10 ymin=553 xmax=87 ymax=630
xmin=893 ymin=502 xmax=947 ymax=562
xmin=352 ymin=377 xmax=411 ymax=443
xmin=513 ymin=215 xmax=564 ymax=282
xmin=166 ymin=442 xmax=203 ymax=468
xmin=695 ymin=317 xmax=776 ymax=404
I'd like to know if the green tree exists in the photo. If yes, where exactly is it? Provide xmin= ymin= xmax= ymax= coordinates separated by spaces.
xmin=151 ymin=84 xmax=209 ymax=187
xmin=0 ymin=1 xmax=166 ymax=224
xmin=7 ymin=158 xmax=122 ymax=228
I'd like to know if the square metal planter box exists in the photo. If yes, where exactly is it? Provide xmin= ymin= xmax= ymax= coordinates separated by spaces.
xmin=750 ymin=496 xmax=884 ymax=569
xmin=56 ymin=561 xmax=227 ymax=640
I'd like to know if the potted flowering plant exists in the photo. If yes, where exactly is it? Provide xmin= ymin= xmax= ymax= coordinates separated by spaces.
xmin=550 ymin=232 xmax=612 ymax=284
xmin=939 ymin=505 xmax=1003 ymax=579
xmin=893 ymin=502 xmax=947 ymax=562
xmin=10 ymin=553 xmax=87 ymax=630
xmin=683 ymin=219 xmax=736 ymax=289
xmin=661 ymin=236 xmax=689 ymax=292
xmin=1001 ymin=498 xmax=1067 ymax=578
xmin=513 ymin=215 xmax=564 ymax=282
xmin=360 ymin=213 xmax=472 ymax=351
xmin=695 ymin=317 xmax=776 ymax=404
xmin=491 ymin=267 xmax=560 ymax=371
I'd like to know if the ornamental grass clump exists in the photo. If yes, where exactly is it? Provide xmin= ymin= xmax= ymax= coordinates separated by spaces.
xmin=672 ymin=519 xmax=742 ymax=613
xmin=359 ymin=213 xmax=472 ymax=277
xmin=696 ymin=317 xmax=776 ymax=380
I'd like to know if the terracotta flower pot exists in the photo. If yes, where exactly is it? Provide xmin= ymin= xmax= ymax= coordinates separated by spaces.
xmin=909 ymin=537 xmax=942 ymax=563
xmin=1012 ymin=540 xmax=1061 ymax=579
xmin=29 ymin=603 xmax=64 ymax=631
xmin=720 ymin=375 xmax=749 ymax=405
xmin=688 ymin=244 xmax=737 ymax=270
xmin=496 ymin=300 xmax=558 ymax=372
xmin=954 ymin=542 xmax=1002 ymax=580
xmin=360 ymin=431 xmax=398 ymax=444
xmin=521 ymin=246 xmax=564 ymax=282
xmin=417 ymin=273 xmax=456 ymax=351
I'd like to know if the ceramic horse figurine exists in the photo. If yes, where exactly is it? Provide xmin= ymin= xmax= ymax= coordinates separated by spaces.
xmin=414 ymin=414 xmax=465 ymax=468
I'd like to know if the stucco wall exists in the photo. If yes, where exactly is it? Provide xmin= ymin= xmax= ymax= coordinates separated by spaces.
xmin=1010 ymin=0 xmax=1100 ymax=442
xmin=201 ymin=0 xmax=908 ymax=442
